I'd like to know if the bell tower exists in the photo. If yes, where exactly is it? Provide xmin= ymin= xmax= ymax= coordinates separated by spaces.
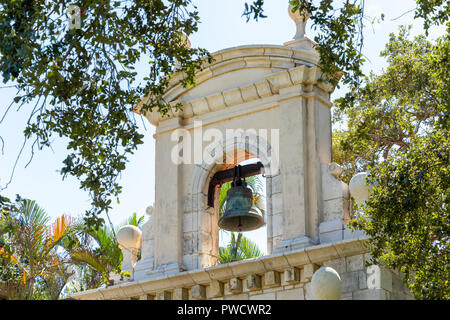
xmin=132 ymin=4 xmax=348 ymax=280
xmin=72 ymin=5 xmax=415 ymax=302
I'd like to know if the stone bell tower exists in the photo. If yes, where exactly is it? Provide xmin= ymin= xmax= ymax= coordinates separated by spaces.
xmin=129 ymin=4 xmax=349 ymax=279
xmin=72 ymin=5 xmax=414 ymax=301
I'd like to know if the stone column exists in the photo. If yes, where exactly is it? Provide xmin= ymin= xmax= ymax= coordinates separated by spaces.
xmin=273 ymin=82 xmax=336 ymax=252
xmin=274 ymin=86 xmax=315 ymax=252
xmin=152 ymin=117 xmax=184 ymax=274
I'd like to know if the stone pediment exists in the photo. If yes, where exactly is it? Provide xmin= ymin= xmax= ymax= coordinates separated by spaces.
xmin=136 ymin=44 xmax=339 ymax=126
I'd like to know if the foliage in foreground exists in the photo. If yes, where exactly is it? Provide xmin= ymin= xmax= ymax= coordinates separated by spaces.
xmin=352 ymin=133 xmax=449 ymax=300
xmin=333 ymin=29 xmax=449 ymax=299
xmin=0 ymin=196 xmax=144 ymax=299
xmin=0 ymin=198 xmax=77 ymax=299
xmin=0 ymin=0 xmax=209 ymax=229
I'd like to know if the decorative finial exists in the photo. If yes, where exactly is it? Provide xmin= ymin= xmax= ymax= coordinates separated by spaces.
xmin=288 ymin=4 xmax=311 ymax=40
xmin=349 ymin=172 xmax=370 ymax=205
xmin=116 ymin=225 xmax=142 ymax=273
xmin=311 ymin=267 xmax=342 ymax=300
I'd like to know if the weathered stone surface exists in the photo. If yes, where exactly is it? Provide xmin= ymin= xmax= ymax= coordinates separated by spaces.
xmin=205 ymin=264 xmax=234 ymax=281
xmin=333 ymin=239 xmax=367 ymax=257
xmin=246 ymin=274 xmax=262 ymax=291
xmin=183 ymin=232 xmax=198 ymax=255
xmin=182 ymin=254 xmax=198 ymax=271
xmin=229 ymin=278 xmax=243 ymax=293
xmin=366 ymin=265 xmax=393 ymax=292
xmin=323 ymin=258 xmax=346 ymax=274
xmin=272 ymin=213 xmax=283 ymax=237
xmin=272 ymin=175 xmax=282 ymax=194
xmin=305 ymin=243 xmax=340 ymax=263
xmin=69 ymin=19 xmax=419 ymax=299
xmin=353 ymin=289 xmax=390 ymax=300
xmin=301 ymin=264 xmax=319 ymax=283
xmin=320 ymin=230 xmax=343 ymax=244
xmin=284 ymin=267 xmax=300 ymax=284
xmin=346 ymin=254 xmax=364 ymax=272
xmin=341 ymin=272 xmax=359 ymax=293
xmin=359 ymin=271 xmax=367 ymax=290
xmin=277 ymin=288 xmax=305 ymax=300
xmin=224 ymin=293 xmax=249 ymax=300
xmin=191 ymin=284 xmax=206 ymax=300
xmin=173 ymin=288 xmax=188 ymax=300
xmin=156 ymin=291 xmax=172 ymax=300
xmin=264 ymin=271 xmax=281 ymax=287
xmin=73 ymin=238 xmax=413 ymax=301
xmin=249 ymin=292 xmax=276 ymax=300
xmin=340 ymin=292 xmax=352 ymax=300
xmin=343 ymin=226 xmax=367 ymax=240
xmin=209 ymin=280 xmax=224 ymax=298
xmin=303 ymin=282 xmax=313 ymax=300
xmin=283 ymin=248 xmax=310 ymax=266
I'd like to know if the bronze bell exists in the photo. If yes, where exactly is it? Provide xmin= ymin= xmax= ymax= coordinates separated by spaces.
xmin=218 ymin=166 xmax=265 ymax=232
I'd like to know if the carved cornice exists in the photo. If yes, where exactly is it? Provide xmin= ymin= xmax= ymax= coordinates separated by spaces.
xmin=140 ymin=65 xmax=336 ymax=127
xmin=133 ymin=45 xmax=341 ymax=127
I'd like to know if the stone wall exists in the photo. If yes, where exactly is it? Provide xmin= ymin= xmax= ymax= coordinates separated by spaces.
xmin=71 ymin=238 xmax=413 ymax=300
xmin=323 ymin=253 xmax=413 ymax=300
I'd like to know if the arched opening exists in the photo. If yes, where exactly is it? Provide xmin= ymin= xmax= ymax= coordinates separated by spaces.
xmin=185 ymin=133 xmax=279 ymax=270
xmin=217 ymin=158 xmax=267 ymax=264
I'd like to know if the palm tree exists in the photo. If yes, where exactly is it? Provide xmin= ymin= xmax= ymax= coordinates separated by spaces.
xmin=116 ymin=212 xmax=145 ymax=229
xmin=66 ymin=223 xmax=122 ymax=291
xmin=218 ymin=232 xmax=262 ymax=263
xmin=64 ymin=212 xmax=145 ymax=293
xmin=218 ymin=174 xmax=265 ymax=263
xmin=0 ymin=198 xmax=146 ymax=298
xmin=0 ymin=199 xmax=76 ymax=299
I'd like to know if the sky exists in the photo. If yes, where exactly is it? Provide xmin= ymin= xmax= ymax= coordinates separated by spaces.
xmin=0 ymin=0 xmax=446 ymax=254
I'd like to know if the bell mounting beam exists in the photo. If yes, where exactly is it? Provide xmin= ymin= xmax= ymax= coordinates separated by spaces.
xmin=207 ymin=162 xmax=264 ymax=207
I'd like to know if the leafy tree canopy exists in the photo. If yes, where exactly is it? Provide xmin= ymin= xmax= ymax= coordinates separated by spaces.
xmin=244 ymin=0 xmax=449 ymax=90
xmin=333 ymin=28 xmax=449 ymax=299
xmin=0 ymin=0 xmax=209 ymax=229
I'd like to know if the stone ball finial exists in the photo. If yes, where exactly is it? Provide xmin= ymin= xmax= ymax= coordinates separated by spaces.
xmin=116 ymin=225 xmax=142 ymax=250
xmin=311 ymin=267 xmax=342 ymax=300
xmin=349 ymin=172 xmax=370 ymax=204
xmin=288 ymin=4 xmax=311 ymax=40
xmin=146 ymin=204 xmax=154 ymax=217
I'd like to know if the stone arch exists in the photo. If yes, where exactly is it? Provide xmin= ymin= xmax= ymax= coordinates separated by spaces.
xmin=182 ymin=132 xmax=281 ymax=270
xmin=189 ymin=132 xmax=278 ymax=196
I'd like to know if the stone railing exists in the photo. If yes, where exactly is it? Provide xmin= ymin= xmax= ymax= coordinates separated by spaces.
xmin=71 ymin=238 xmax=370 ymax=300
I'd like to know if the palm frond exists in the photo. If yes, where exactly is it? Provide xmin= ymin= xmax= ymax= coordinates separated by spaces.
xmin=19 ymin=200 xmax=49 ymax=226
xmin=219 ymin=232 xmax=263 ymax=263
xmin=115 ymin=212 xmax=145 ymax=231
xmin=70 ymin=250 xmax=108 ymax=275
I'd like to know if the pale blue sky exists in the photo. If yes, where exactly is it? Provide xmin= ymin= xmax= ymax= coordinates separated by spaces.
xmin=0 ymin=0 xmax=445 ymax=253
